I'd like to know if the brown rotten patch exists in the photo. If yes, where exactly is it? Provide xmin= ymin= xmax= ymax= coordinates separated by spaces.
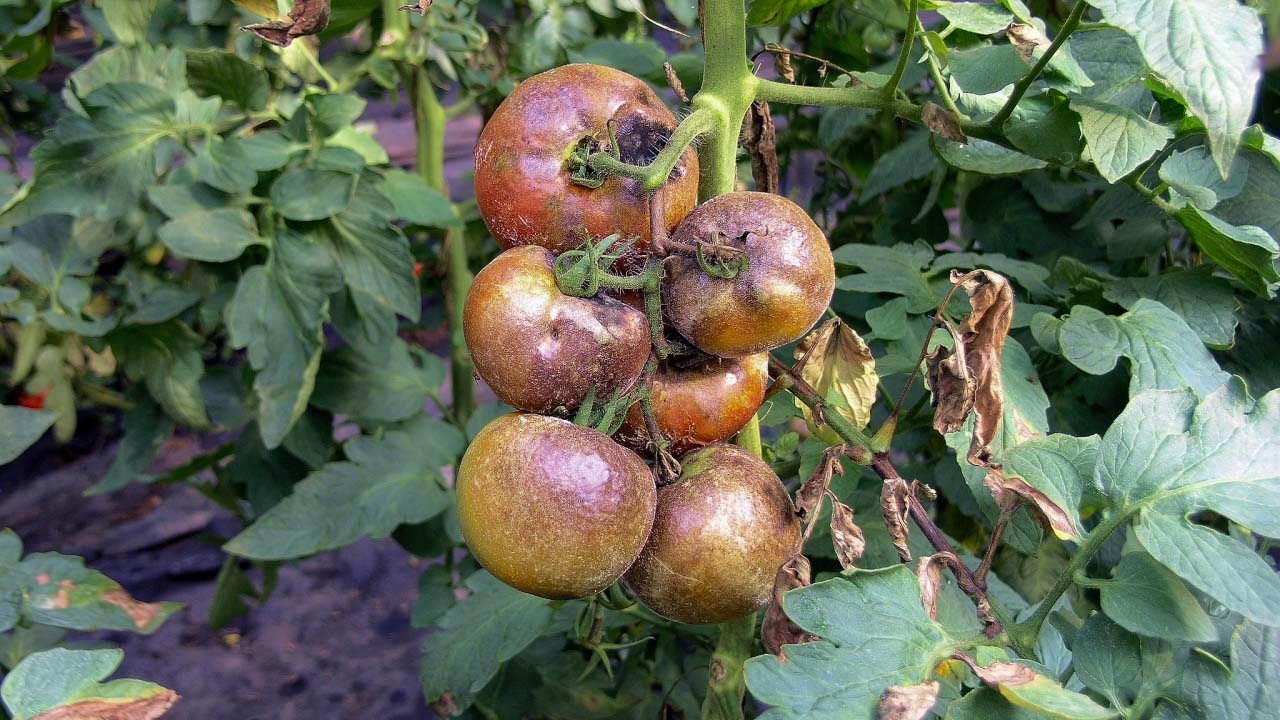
xmin=921 ymin=102 xmax=967 ymax=144
xmin=33 ymin=690 xmax=178 ymax=720
xmin=876 ymin=681 xmax=940 ymax=720
xmin=242 ymin=0 xmax=330 ymax=46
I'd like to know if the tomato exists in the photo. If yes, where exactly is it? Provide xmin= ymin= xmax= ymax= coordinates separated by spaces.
xmin=662 ymin=192 xmax=835 ymax=357
xmin=623 ymin=443 xmax=801 ymax=624
xmin=464 ymin=245 xmax=650 ymax=413
xmin=473 ymin=64 xmax=699 ymax=264
xmin=613 ymin=353 xmax=769 ymax=455
xmin=457 ymin=413 xmax=658 ymax=599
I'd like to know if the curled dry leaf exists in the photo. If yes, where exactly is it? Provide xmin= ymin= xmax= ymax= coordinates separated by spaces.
xmin=914 ymin=553 xmax=956 ymax=620
xmin=773 ymin=49 xmax=795 ymax=83
xmin=965 ymin=658 xmax=1038 ymax=687
xmin=1007 ymin=22 xmax=1051 ymax=64
xmin=242 ymin=0 xmax=330 ymax=46
xmin=399 ymin=0 xmax=433 ymax=14
xmin=952 ymin=270 xmax=1014 ymax=464
xmin=925 ymin=321 xmax=974 ymax=436
xmin=793 ymin=318 xmax=879 ymax=443
xmin=983 ymin=465 xmax=1078 ymax=540
xmin=921 ymin=102 xmax=968 ymax=144
xmin=876 ymin=681 xmax=940 ymax=720
xmin=795 ymin=445 xmax=844 ymax=521
xmin=741 ymin=101 xmax=780 ymax=195
xmin=828 ymin=493 xmax=865 ymax=570
xmin=881 ymin=477 xmax=912 ymax=562
xmin=33 ymin=690 xmax=179 ymax=720
xmin=762 ymin=554 xmax=817 ymax=660
xmin=663 ymin=62 xmax=689 ymax=104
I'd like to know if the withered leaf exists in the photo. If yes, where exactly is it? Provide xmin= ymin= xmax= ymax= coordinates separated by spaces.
xmin=663 ymin=62 xmax=689 ymax=104
xmin=774 ymin=50 xmax=795 ymax=83
xmin=741 ymin=101 xmax=780 ymax=195
xmin=914 ymin=553 xmax=957 ymax=620
xmin=1007 ymin=22 xmax=1050 ymax=64
xmin=881 ymin=478 xmax=912 ymax=563
xmin=926 ymin=325 xmax=974 ymax=436
xmin=983 ymin=465 xmax=1078 ymax=540
xmin=952 ymin=270 xmax=1014 ymax=464
xmin=762 ymin=554 xmax=817 ymax=660
xmin=429 ymin=692 xmax=459 ymax=718
xmin=966 ymin=658 xmax=1038 ymax=687
xmin=876 ymin=681 xmax=940 ymax=720
xmin=242 ymin=0 xmax=330 ymax=46
xmin=795 ymin=446 xmax=843 ymax=521
xmin=921 ymin=102 xmax=968 ymax=144
xmin=828 ymin=494 xmax=865 ymax=570
xmin=399 ymin=0 xmax=433 ymax=14
xmin=794 ymin=318 xmax=879 ymax=442
xmin=33 ymin=690 xmax=178 ymax=720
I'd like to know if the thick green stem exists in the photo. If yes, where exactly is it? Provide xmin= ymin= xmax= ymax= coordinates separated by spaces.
xmin=985 ymin=0 xmax=1089 ymax=131
xmin=700 ymin=612 xmax=756 ymax=720
xmin=402 ymin=63 xmax=475 ymax=423
xmin=587 ymin=108 xmax=717 ymax=189
xmin=883 ymin=0 xmax=921 ymax=100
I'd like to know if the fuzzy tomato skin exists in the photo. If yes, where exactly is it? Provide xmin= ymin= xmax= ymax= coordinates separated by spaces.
xmin=464 ymin=245 xmax=650 ymax=414
xmin=663 ymin=192 xmax=835 ymax=357
xmin=623 ymin=443 xmax=801 ymax=624
xmin=457 ymin=413 xmax=658 ymax=599
xmin=613 ymin=353 xmax=769 ymax=455
xmin=473 ymin=64 xmax=698 ymax=264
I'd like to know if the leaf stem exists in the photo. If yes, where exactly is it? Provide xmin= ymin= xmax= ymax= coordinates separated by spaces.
xmin=767 ymin=355 xmax=874 ymax=456
xmin=984 ymin=0 xmax=1089 ymax=131
xmin=883 ymin=0 xmax=922 ymax=100
xmin=587 ymin=107 xmax=717 ymax=190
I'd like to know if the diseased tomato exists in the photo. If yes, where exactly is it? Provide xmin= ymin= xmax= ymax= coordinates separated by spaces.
xmin=663 ymin=192 xmax=835 ymax=357
xmin=457 ymin=413 xmax=658 ymax=599
xmin=473 ymin=64 xmax=699 ymax=264
xmin=464 ymin=245 xmax=650 ymax=414
xmin=623 ymin=443 xmax=801 ymax=624
xmin=613 ymin=353 xmax=769 ymax=455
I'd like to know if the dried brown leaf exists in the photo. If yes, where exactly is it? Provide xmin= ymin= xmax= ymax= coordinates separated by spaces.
xmin=877 ymin=681 xmax=940 ymax=720
xmin=430 ymin=692 xmax=459 ymax=718
xmin=795 ymin=446 xmax=843 ymax=521
xmin=762 ymin=554 xmax=817 ymax=660
xmin=951 ymin=270 xmax=1014 ymax=464
xmin=399 ymin=1 xmax=433 ymax=14
xmin=984 ymin=465 xmax=1078 ymax=540
xmin=881 ymin=478 xmax=912 ymax=562
xmin=664 ymin=62 xmax=689 ymax=104
xmin=914 ymin=553 xmax=955 ymax=620
xmin=925 ymin=329 xmax=974 ymax=436
xmin=741 ymin=101 xmax=780 ymax=195
xmin=33 ymin=690 xmax=178 ymax=720
xmin=969 ymin=659 xmax=1038 ymax=687
xmin=828 ymin=494 xmax=866 ymax=569
xmin=1007 ymin=22 xmax=1050 ymax=64
xmin=794 ymin=318 xmax=879 ymax=441
xmin=242 ymin=0 xmax=330 ymax=46
xmin=774 ymin=50 xmax=795 ymax=83
xmin=921 ymin=102 xmax=968 ymax=144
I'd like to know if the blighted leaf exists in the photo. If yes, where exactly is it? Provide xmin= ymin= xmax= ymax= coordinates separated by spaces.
xmin=881 ymin=478 xmax=912 ymax=563
xmin=242 ymin=0 xmax=330 ymax=46
xmin=742 ymin=101 xmax=779 ymax=195
xmin=796 ymin=446 xmax=843 ymax=521
xmin=914 ymin=554 xmax=952 ymax=620
xmin=926 ymin=335 xmax=974 ymax=436
xmin=793 ymin=318 xmax=878 ymax=440
xmin=762 ymin=554 xmax=816 ymax=660
xmin=921 ymin=102 xmax=967 ymax=144
xmin=998 ymin=434 xmax=1099 ymax=541
xmin=982 ymin=466 xmax=1077 ymax=540
xmin=0 ymin=648 xmax=178 ymax=720
xmin=1007 ymin=23 xmax=1048 ymax=64
xmin=829 ymin=495 xmax=865 ymax=570
xmin=951 ymin=270 xmax=1013 ymax=463
xmin=877 ymin=681 xmax=939 ymax=720
xmin=960 ymin=656 xmax=1118 ymax=719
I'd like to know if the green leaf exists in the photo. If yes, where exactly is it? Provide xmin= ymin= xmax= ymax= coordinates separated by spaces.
xmin=746 ymin=0 xmax=830 ymax=26
xmin=226 ymin=229 xmax=342 ymax=449
xmin=949 ymin=44 xmax=1026 ymax=95
xmin=88 ymin=394 xmax=174 ymax=494
xmin=224 ymin=414 xmax=465 ymax=560
xmin=945 ymin=688 xmax=1055 ymax=719
xmin=932 ymin=252 xmax=1055 ymax=299
xmin=382 ymin=168 xmax=460 ymax=227
xmin=1158 ymin=147 xmax=1247 ymax=211
xmin=305 ymin=93 xmax=367 ymax=139
xmin=1085 ymin=0 xmax=1263 ymax=176
xmin=108 ymin=321 xmax=210 ymax=428
xmin=419 ymin=571 xmax=555 ymax=715
xmin=1001 ymin=434 xmax=1099 ymax=540
xmin=193 ymin=136 xmax=258 ymax=195
xmin=156 ymin=207 xmax=260 ymax=262
xmin=1215 ymin=148 xmax=1280 ymax=247
xmin=1097 ymin=382 xmax=1280 ymax=624
xmin=834 ymin=241 xmax=937 ymax=312
xmin=99 ymin=0 xmax=156 ymax=45
xmin=0 ymin=405 xmax=56 ymax=465
xmin=326 ymin=126 xmax=389 ymax=166
xmin=1102 ymin=267 xmax=1238 ymax=348
xmin=1172 ymin=206 xmax=1280 ymax=298
xmin=1070 ymin=29 xmax=1150 ymax=111
xmin=311 ymin=339 xmax=443 ymax=423
xmin=979 ymin=661 xmax=1119 ymax=719
xmin=567 ymin=38 xmax=666 ymax=77
xmin=1180 ymin=621 xmax=1279 ymax=718
xmin=745 ymin=566 xmax=953 ymax=719
xmin=1005 ymin=96 xmax=1085 ymax=165
xmin=0 ymin=648 xmax=177 ymax=720
xmin=936 ymin=137 xmax=1047 ymax=174
xmin=238 ymin=131 xmax=299 ymax=172
xmin=1098 ymin=552 xmax=1217 ymax=642
xmin=1057 ymin=299 xmax=1229 ymax=397
xmin=1073 ymin=614 xmax=1141 ymax=705
xmin=1071 ymin=98 xmax=1173 ymax=184
xmin=938 ymin=1 xmax=1014 ymax=34
xmin=270 ymin=168 xmax=356 ymax=221
xmin=185 ymin=48 xmax=269 ymax=111
xmin=859 ymin=132 xmax=939 ymax=202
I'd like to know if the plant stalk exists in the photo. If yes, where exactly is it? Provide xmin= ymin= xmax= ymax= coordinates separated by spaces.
xmin=883 ymin=0 xmax=922 ymax=100
xmin=985 ymin=0 xmax=1089 ymax=130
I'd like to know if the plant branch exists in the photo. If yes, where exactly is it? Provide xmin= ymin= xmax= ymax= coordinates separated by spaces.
xmin=586 ymin=106 xmax=716 ymax=190
xmin=974 ymin=501 xmax=1019 ymax=586
xmin=883 ymin=0 xmax=921 ymax=100
xmin=924 ymin=43 xmax=962 ymax=117
xmin=984 ymin=0 xmax=1089 ymax=130
xmin=767 ymin=355 xmax=873 ymax=457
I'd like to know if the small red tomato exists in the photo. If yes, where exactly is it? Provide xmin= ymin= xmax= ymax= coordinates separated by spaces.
xmin=413 ymin=261 xmax=424 ymax=279
xmin=18 ymin=387 xmax=51 ymax=410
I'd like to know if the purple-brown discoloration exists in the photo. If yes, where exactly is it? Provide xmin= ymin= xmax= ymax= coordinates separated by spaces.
xmin=474 ymin=64 xmax=698 ymax=264
xmin=624 ymin=443 xmax=801 ymax=624
xmin=614 ymin=353 xmax=768 ymax=455
xmin=464 ymin=246 xmax=650 ymax=413
xmin=663 ymin=192 xmax=835 ymax=357
xmin=457 ymin=414 xmax=657 ymax=599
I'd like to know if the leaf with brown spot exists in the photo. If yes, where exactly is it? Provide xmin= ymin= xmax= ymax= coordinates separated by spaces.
xmin=828 ymin=494 xmax=865 ymax=570
xmin=1007 ymin=22 xmax=1050 ymax=64
xmin=951 ymin=270 xmax=1014 ymax=464
xmin=926 ymin=327 xmax=974 ymax=436
xmin=881 ymin=478 xmax=912 ymax=562
xmin=33 ymin=690 xmax=179 ymax=720
xmin=795 ymin=446 xmax=843 ymax=521
xmin=101 ymin=589 xmax=166 ymax=631
xmin=983 ymin=465 xmax=1078 ymax=540
xmin=794 ymin=318 xmax=879 ymax=443
xmin=921 ymin=102 xmax=968 ymax=144
xmin=876 ymin=681 xmax=940 ymax=720
xmin=762 ymin=554 xmax=817 ymax=660
xmin=741 ymin=101 xmax=779 ymax=195
xmin=914 ymin=553 xmax=954 ymax=620
xmin=430 ymin=692 xmax=459 ymax=717
xmin=967 ymin=658 xmax=1038 ymax=686
xmin=17 ymin=553 xmax=181 ymax=634
xmin=242 ymin=0 xmax=330 ymax=46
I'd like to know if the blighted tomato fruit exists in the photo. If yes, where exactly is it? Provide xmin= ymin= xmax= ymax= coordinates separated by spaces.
xmin=663 ymin=192 xmax=836 ymax=357
xmin=464 ymin=245 xmax=650 ymax=414
xmin=614 ymin=353 xmax=769 ymax=455
xmin=624 ymin=443 xmax=801 ymax=624
xmin=473 ymin=63 xmax=699 ymax=264
xmin=457 ymin=413 xmax=657 ymax=599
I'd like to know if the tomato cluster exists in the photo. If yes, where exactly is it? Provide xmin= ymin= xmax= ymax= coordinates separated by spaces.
xmin=456 ymin=64 xmax=833 ymax=624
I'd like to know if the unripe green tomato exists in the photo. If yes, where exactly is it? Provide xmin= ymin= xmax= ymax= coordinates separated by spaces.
xmin=456 ymin=413 xmax=657 ymax=600
xmin=624 ymin=443 xmax=801 ymax=624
